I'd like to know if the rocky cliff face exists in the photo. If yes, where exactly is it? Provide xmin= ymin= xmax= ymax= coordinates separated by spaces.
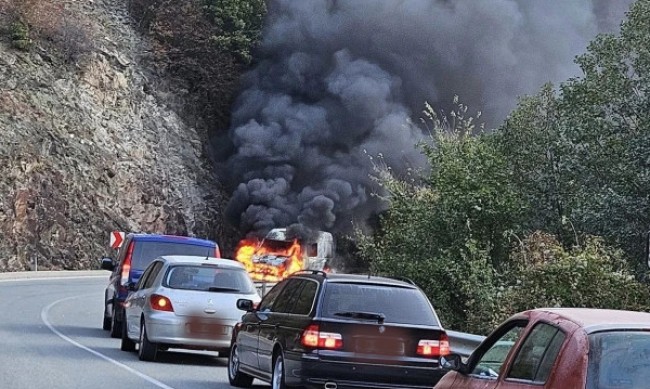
xmin=0 ymin=0 xmax=230 ymax=271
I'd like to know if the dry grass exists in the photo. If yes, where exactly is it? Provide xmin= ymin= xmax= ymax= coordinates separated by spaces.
xmin=0 ymin=0 xmax=95 ymax=61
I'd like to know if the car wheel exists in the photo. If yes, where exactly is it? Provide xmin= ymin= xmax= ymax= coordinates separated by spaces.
xmin=228 ymin=344 xmax=253 ymax=388
xmin=120 ymin=319 xmax=136 ymax=352
xmin=272 ymin=352 xmax=287 ymax=389
xmin=102 ymin=311 xmax=111 ymax=331
xmin=110 ymin=305 xmax=122 ymax=338
xmin=138 ymin=320 xmax=158 ymax=361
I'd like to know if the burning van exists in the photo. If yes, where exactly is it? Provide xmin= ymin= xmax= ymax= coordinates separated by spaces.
xmin=235 ymin=228 xmax=334 ymax=285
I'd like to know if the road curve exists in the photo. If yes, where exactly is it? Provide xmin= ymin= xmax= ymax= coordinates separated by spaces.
xmin=0 ymin=271 xmax=266 ymax=389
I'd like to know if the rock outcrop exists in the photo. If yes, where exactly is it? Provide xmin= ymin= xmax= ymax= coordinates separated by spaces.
xmin=0 ymin=0 xmax=230 ymax=271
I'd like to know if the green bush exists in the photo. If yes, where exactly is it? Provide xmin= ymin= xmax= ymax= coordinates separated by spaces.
xmin=10 ymin=20 xmax=31 ymax=50
xmin=497 ymin=233 xmax=650 ymax=319
xmin=203 ymin=0 xmax=266 ymax=63
xmin=356 ymin=101 xmax=513 ymax=334
xmin=357 ymin=99 xmax=650 ymax=335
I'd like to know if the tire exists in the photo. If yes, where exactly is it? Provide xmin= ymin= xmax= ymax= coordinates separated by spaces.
xmin=272 ymin=352 xmax=287 ymax=389
xmin=138 ymin=320 xmax=158 ymax=361
xmin=228 ymin=344 xmax=254 ymax=388
xmin=102 ymin=312 xmax=111 ymax=331
xmin=102 ymin=292 xmax=111 ymax=331
xmin=120 ymin=319 xmax=136 ymax=352
xmin=110 ymin=305 xmax=122 ymax=338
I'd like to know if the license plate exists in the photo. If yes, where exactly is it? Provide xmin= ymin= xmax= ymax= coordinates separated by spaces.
xmin=187 ymin=323 xmax=230 ymax=335
xmin=356 ymin=338 xmax=405 ymax=355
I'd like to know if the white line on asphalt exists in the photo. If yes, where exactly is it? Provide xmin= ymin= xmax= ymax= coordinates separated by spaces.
xmin=41 ymin=296 xmax=177 ymax=389
xmin=0 ymin=276 xmax=106 ymax=283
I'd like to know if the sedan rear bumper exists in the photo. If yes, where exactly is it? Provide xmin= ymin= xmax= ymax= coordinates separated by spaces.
xmin=146 ymin=314 xmax=235 ymax=351
xmin=287 ymin=355 xmax=447 ymax=389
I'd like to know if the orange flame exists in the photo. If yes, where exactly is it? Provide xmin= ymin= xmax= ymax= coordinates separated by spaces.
xmin=235 ymin=237 xmax=305 ymax=282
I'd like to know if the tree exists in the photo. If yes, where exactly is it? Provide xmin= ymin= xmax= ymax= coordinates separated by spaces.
xmin=495 ymin=0 xmax=650 ymax=266
xmin=497 ymin=232 xmax=650 ymax=319
xmin=357 ymin=102 xmax=523 ymax=332
xmin=496 ymin=85 xmax=581 ymax=248
xmin=203 ymin=0 xmax=266 ymax=63
xmin=556 ymin=0 xmax=650 ymax=264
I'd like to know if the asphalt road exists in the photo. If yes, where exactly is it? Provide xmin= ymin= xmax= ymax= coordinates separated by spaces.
xmin=0 ymin=271 xmax=268 ymax=389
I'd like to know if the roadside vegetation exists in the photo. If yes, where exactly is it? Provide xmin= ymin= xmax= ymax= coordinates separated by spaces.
xmin=126 ymin=0 xmax=265 ymax=138
xmin=357 ymin=0 xmax=650 ymax=334
xmin=0 ymin=0 xmax=95 ymax=61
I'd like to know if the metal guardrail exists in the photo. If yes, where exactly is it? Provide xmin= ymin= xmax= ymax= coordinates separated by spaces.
xmin=447 ymin=330 xmax=486 ymax=359
xmin=255 ymin=282 xmax=277 ymax=297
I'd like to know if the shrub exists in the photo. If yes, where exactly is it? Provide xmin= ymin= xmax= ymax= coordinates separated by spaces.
xmin=496 ymin=232 xmax=650 ymax=321
xmin=357 ymin=100 xmax=650 ymax=334
xmin=203 ymin=0 xmax=266 ymax=64
xmin=10 ymin=20 xmax=31 ymax=50
xmin=127 ymin=0 xmax=252 ymax=141
xmin=52 ymin=16 xmax=95 ymax=62
xmin=1 ymin=0 xmax=94 ymax=61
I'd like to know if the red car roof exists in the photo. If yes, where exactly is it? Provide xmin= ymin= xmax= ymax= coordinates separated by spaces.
xmin=528 ymin=308 xmax=650 ymax=333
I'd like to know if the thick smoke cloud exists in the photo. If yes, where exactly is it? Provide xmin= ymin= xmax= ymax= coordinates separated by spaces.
xmin=225 ymin=0 xmax=633 ymax=236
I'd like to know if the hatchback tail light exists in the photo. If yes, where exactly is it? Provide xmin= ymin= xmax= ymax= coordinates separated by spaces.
xmin=150 ymin=294 xmax=174 ymax=312
xmin=417 ymin=332 xmax=450 ymax=357
xmin=301 ymin=324 xmax=343 ymax=350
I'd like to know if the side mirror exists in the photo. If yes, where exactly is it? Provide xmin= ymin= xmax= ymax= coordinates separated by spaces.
xmin=126 ymin=281 xmax=137 ymax=291
xmin=440 ymin=354 xmax=463 ymax=371
xmin=100 ymin=257 xmax=115 ymax=271
xmin=237 ymin=298 xmax=255 ymax=312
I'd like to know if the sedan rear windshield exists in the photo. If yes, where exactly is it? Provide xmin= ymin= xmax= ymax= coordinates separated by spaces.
xmin=131 ymin=241 xmax=213 ymax=270
xmin=586 ymin=331 xmax=650 ymax=388
xmin=321 ymin=283 xmax=439 ymax=326
xmin=163 ymin=265 xmax=256 ymax=294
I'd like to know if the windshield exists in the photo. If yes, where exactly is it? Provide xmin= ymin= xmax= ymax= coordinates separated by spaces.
xmin=163 ymin=265 xmax=256 ymax=294
xmin=321 ymin=283 xmax=439 ymax=326
xmin=131 ymin=241 xmax=214 ymax=270
xmin=587 ymin=331 xmax=650 ymax=388
xmin=259 ymin=239 xmax=294 ymax=252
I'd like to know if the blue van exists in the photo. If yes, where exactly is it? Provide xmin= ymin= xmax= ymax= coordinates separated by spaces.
xmin=100 ymin=233 xmax=221 ymax=338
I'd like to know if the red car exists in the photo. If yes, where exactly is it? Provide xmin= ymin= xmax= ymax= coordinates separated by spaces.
xmin=435 ymin=308 xmax=650 ymax=389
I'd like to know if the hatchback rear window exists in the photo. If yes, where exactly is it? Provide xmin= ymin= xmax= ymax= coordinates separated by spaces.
xmin=131 ymin=241 xmax=214 ymax=270
xmin=164 ymin=265 xmax=256 ymax=294
xmin=586 ymin=331 xmax=650 ymax=388
xmin=321 ymin=283 xmax=439 ymax=326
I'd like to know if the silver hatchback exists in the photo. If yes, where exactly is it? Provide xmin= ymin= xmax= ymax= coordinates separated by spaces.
xmin=121 ymin=255 xmax=261 ymax=361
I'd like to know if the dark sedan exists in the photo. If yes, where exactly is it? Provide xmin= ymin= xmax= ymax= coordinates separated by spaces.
xmin=228 ymin=271 xmax=450 ymax=389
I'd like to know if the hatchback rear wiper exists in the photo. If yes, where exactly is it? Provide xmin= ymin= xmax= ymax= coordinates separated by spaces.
xmin=208 ymin=286 xmax=241 ymax=292
xmin=334 ymin=311 xmax=386 ymax=324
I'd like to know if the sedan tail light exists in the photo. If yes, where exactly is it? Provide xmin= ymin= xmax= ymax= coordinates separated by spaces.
xmin=301 ymin=324 xmax=343 ymax=350
xmin=417 ymin=332 xmax=450 ymax=357
xmin=150 ymin=294 xmax=174 ymax=312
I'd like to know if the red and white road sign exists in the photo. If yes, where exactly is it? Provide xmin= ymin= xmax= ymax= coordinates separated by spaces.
xmin=110 ymin=231 xmax=125 ymax=249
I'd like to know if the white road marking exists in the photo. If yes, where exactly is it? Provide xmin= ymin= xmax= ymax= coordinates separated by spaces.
xmin=41 ymin=295 xmax=177 ymax=389
xmin=0 ymin=276 xmax=106 ymax=283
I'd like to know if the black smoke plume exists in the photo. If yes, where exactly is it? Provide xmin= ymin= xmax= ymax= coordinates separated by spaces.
xmin=225 ymin=0 xmax=633 ymax=236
